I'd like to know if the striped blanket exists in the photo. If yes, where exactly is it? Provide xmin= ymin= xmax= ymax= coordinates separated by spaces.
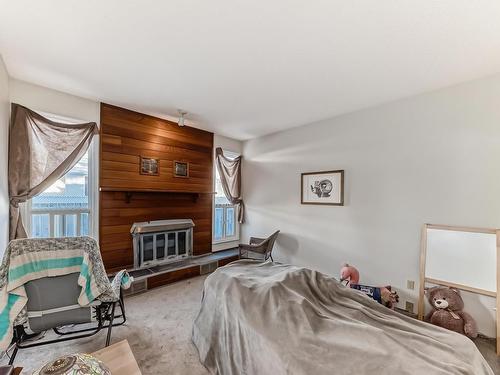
xmin=0 ymin=237 xmax=132 ymax=351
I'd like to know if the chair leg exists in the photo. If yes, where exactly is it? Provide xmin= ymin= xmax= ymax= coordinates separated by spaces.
xmin=8 ymin=344 xmax=18 ymax=365
xmin=110 ymin=289 xmax=126 ymax=326
xmin=264 ymin=252 xmax=273 ymax=262
xmin=118 ymin=292 xmax=126 ymax=324
xmin=8 ymin=326 xmax=24 ymax=365
xmin=105 ymin=303 xmax=116 ymax=347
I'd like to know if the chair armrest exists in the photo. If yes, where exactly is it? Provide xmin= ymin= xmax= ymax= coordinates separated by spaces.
xmin=239 ymin=243 xmax=266 ymax=254
xmin=249 ymin=237 xmax=266 ymax=245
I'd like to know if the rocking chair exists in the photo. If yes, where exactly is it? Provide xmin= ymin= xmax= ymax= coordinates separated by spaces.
xmin=8 ymin=272 xmax=126 ymax=365
xmin=2 ymin=237 xmax=128 ymax=365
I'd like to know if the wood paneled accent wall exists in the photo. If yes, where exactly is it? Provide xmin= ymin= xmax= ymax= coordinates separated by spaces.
xmin=99 ymin=103 xmax=214 ymax=271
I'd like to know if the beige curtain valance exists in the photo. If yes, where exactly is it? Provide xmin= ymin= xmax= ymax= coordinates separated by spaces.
xmin=8 ymin=103 xmax=98 ymax=240
xmin=215 ymin=147 xmax=244 ymax=223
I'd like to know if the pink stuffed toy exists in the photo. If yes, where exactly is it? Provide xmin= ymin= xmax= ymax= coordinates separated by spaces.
xmin=340 ymin=263 xmax=360 ymax=287
xmin=340 ymin=263 xmax=399 ymax=309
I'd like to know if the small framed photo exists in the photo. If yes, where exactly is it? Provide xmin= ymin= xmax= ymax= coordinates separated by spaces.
xmin=301 ymin=170 xmax=344 ymax=206
xmin=140 ymin=156 xmax=159 ymax=176
xmin=174 ymin=161 xmax=189 ymax=178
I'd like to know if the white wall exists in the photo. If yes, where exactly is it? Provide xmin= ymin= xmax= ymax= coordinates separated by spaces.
xmin=0 ymin=57 xmax=10 ymax=253
xmin=9 ymin=79 xmax=99 ymax=123
xmin=214 ymin=134 xmax=243 ymax=154
xmin=242 ymin=74 xmax=500 ymax=336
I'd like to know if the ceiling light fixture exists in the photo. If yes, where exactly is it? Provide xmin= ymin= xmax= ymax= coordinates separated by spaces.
xmin=178 ymin=110 xmax=187 ymax=127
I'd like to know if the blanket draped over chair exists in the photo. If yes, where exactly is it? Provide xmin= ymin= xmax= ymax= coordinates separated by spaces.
xmin=0 ymin=237 xmax=132 ymax=351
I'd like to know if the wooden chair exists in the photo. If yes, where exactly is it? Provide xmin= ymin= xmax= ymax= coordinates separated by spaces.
xmin=239 ymin=230 xmax=280 ymax=262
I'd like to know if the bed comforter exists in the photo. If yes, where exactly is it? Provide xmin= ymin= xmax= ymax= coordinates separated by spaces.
xmin=192 ymin=260 xmax=493 ymax=375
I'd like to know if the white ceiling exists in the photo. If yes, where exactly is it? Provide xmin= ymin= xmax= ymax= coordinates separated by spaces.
xmin=1 ymin=1 xmax=500 ymax=140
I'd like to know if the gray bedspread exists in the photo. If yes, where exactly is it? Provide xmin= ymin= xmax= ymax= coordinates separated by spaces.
xmin=192 ymin=260 xmax=493 ymax=375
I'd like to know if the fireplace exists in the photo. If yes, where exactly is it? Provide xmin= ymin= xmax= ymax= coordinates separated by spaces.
xmin=130 ymin=219 xmax=195 ymax=269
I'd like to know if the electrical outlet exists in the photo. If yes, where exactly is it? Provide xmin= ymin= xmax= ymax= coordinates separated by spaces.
xmin=406 ymin=280 xmax=415 ymax=290
xmin=405 ymin=301 xmax=414 ymax=313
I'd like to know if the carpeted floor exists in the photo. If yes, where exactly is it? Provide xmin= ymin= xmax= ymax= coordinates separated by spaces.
xmin=2 ymin=275 xmax=499 ymax=374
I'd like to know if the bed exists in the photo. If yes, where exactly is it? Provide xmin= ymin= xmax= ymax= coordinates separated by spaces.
xmin=192 ymin=260 xmax=493 ymax=375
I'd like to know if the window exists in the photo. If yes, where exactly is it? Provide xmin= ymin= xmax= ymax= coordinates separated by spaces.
xmin=30 ymin=152 xmax=90 ymax=237
xmin=24 ymin=112 xmax=97 ymax=239
xmin=213 ymin=151 xmax=239 ymax=244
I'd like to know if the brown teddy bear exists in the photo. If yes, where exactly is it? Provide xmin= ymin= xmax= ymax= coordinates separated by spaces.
xmin=425 ymin=286 xmax=478 ymax=339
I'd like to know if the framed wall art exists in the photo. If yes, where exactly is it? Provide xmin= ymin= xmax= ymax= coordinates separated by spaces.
xmin=140 ymin=156 xmax=160 ymax=176
xmin=174 ymin=161 xmax=189 ymax=178
xmin=301 ymin=170 xmax=344 ymax=205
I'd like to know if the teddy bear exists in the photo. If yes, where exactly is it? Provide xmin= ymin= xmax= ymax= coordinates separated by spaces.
xmin=425 ymin=286 xmax=478 ymax=338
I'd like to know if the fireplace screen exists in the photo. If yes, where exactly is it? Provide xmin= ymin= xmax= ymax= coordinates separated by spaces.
xmin=131 ymin=219 xmax=194 ymax=269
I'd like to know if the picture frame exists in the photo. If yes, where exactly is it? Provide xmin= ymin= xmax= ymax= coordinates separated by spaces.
xmin=174 ymin=161 xmax=189 ymax=178
xmin=139 ymin=156 xmax=159 ymax=176
xmin=301 ymin=170 xmax=344 ymax=206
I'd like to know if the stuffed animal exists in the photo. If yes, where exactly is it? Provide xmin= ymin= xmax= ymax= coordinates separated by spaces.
xmin=340 ymin=263 xmax=360 ymax=287
xmin=425 ymin=286 xmax=478 ymax=339
xmin=339 ymin=263 xmax=399 ymax=309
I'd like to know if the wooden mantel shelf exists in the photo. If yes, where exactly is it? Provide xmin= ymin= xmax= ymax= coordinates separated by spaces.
xmin=99 ymin=187 xmax=215 ymax=194
xmin=99 ymin=187 xmax=215 ymax=203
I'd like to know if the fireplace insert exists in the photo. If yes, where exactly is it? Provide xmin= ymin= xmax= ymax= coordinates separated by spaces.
xmin=130 ymin=219 xmax=195 ymax=269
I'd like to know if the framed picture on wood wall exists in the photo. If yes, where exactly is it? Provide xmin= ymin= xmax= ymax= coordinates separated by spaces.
xmin=140 ymin=156 xmax=160 ymax=176
xmin=174 ymin=161 xmax=189 ymax=178
xmin=301 ymin=170 xmax=344 ymax=205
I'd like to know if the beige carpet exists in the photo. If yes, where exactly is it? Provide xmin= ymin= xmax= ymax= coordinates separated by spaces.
xmin=2 ymin=275 xmax=499 ymax=374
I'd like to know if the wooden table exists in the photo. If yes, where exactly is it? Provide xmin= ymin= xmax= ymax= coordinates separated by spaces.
xmin=92 ymin=340 xmax=142 ymax=375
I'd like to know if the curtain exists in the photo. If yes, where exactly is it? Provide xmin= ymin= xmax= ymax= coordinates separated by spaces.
xmin=8 ymin=104 xmax=98 ymax=240
xmin=215 ymin=147 xmax=244 ymax=223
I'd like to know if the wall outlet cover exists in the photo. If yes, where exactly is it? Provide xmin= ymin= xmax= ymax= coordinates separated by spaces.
xmin=406 ymin=280 xmax=415 ymax=290
xmin=405 ymin=301 xmax=414 ymax=313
